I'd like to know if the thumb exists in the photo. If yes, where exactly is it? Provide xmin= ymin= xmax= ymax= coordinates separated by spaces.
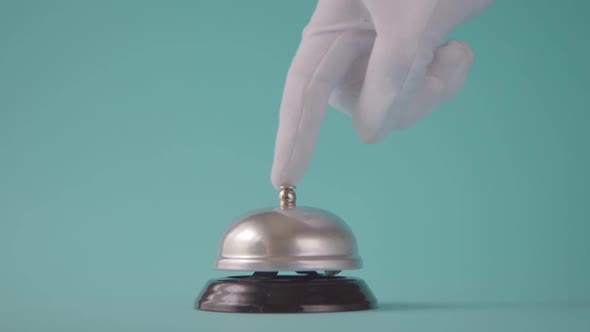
xmin=384 ymin=40 xmax=475 ymax=133
xmin=352 ymin=30 xmax=437 ymax=143
xmin=353 ymin=0 xmax=492 ymax=143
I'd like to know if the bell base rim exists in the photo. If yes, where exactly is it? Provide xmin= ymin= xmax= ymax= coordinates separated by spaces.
xmin=195 ymin=274 xmax=378 ymax=314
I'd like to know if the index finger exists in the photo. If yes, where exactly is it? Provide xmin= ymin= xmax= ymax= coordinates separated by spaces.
xmin=270 ymin=2 xmax=372 ymax=189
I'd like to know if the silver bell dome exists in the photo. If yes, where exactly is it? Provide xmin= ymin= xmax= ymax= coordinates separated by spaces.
xmin=215 ymin=186 xmax=362 ymax=272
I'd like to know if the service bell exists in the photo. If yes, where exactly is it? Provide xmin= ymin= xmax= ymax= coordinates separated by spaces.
xmin=195 ymin=186 xmax=377 ymax=313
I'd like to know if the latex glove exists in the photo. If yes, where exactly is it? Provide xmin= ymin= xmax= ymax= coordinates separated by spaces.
xmin=270 ymin=0 xmax=493 ymax=189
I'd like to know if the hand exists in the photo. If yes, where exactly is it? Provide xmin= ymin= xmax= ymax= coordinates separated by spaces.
xmin=270 ymin=0 xmax=493 ymax=189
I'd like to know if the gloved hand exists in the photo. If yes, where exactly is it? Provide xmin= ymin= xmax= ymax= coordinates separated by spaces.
xmin=271 ymin=0 xmax=493 ymax=189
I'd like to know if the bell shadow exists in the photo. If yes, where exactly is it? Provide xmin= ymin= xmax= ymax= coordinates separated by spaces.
xmin=375 ymin=300 xmax=590 ymax=312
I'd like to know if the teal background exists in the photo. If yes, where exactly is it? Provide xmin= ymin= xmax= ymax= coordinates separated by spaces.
xmin=1 ymin=0 xmax=589 ymax=331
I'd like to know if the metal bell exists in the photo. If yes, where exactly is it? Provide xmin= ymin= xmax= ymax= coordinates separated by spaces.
xmin=215 ymin=186 xmax=362 ymax=272
xmin=195 ymin=186 xmax=377 ymax=313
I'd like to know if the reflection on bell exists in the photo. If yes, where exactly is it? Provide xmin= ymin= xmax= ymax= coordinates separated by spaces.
xmin=195 ymin=186 xmax=377 ymax=313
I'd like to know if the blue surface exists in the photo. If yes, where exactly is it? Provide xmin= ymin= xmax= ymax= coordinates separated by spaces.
xmin=1 ymin=1 xmax=589 ymax=331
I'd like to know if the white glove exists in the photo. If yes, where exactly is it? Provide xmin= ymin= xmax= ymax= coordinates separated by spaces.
xmin=270 ymin=0 xmax=493 ymax=189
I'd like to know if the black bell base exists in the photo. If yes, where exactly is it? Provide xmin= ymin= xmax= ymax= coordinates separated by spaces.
xmin=195 ymin=274 xmax=377 ymax=313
